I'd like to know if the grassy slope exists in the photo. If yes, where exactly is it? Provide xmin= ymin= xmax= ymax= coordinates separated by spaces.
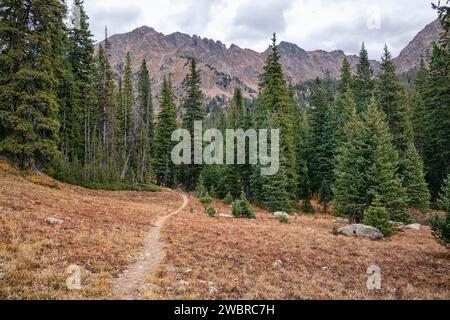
xmin=144 ymin=196 xmax=450 ymax=300
xmin=0 ymin=160 xmax=181 ymax=299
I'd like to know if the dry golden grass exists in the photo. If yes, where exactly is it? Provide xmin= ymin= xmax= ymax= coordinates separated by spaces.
xmin=144 ymin=196 xmax=450 ymax=300
xmin=0 ymin=160 xmax=181 ymax=299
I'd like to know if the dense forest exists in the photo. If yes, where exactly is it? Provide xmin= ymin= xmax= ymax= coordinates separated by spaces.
xmin=0 ymin=1 xmax=449 ymax=245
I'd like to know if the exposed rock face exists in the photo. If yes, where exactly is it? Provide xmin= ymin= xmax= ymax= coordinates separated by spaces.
xmin=97 ymin=26 xmax=377 ymax=100
xmin=393 ymin=19 xmax=441 ymax=74
xmin=337 ymin=224 xmax=384 ymax=240
xmin=98 ymin=20 xmax=440 ymax=101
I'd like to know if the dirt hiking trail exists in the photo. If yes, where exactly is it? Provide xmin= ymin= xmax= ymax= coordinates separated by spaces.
xmin=112 ymin=190 xmax=188 ymax=300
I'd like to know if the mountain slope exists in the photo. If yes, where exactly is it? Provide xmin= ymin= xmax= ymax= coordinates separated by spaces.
xmin=394 ymin=19 xmax=441 ymax=74
xmin=99 ymin=20 xmax=440 ymax=99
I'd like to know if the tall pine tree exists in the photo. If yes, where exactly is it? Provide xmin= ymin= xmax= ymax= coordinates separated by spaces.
xmin=154 ymin=77 xmax=178 ymax=187
xmin=0 ymin=1 xmax=67 ymax=169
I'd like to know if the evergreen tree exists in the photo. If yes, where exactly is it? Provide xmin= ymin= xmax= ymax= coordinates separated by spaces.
xmin=337 ymin=57 xmax=352 ymax=93
xmin=333 ymin=112 xmax=369 ymax=221
xmin=319 ymin=178 xmax=332 ymax=213
xmin=250 ymin=34 xmax=297 ymax=209
xmin=95 ymin=45 xmax=117 ymax=166
xmin=218 ymin=88 xmax=247 ymax=198
xmin=137 ymin=59 xmax=154 ymax=150
xmin=403 ymin=142 xmax=430 ymax=213
xmin=333 ymin=86 xmax=357 ymax=150
xmin=363 ymin=99 xmax=409 ymax=222
xmin=376 ymin=45 xmax=413 ymax=159
xmin=180 ymin=59 xmax=204 ymax=190
xmin=353 ymin=43 xmax=374 ymax=113
xmin=308 ymin=77 xmax=334 ymax=193
xmin=410 ymin=58 xmax=429 ymax=156
xmin=154 ymin=77 xmax=178 ymax=187
xmin=430 ymin=174 xmax=450 ymax=247
xmin=66 ymin=0 xmax=95 ymax=165
xmin=0 ymin=1 xmax=67 ymax=169
xmin=363 ymin=195 xmax=393 ymax=236
xmin=118 ymin=52 xmax=134 ymax=180
xmin=420 ymin=43 xmax=450 ymax=198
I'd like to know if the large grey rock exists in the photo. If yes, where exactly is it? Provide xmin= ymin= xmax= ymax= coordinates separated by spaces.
xmin=44 ymin=217 xmax=64 ymax=225
xmin=338 ymin=224 xmax=384 ymax=240
xmin=335 ymin=217 xmax=350 ymax=225
xmin=273 ymin=211 xmax=289 ymax=218
xmin=405 ymin=223 xmax=421 ymax=230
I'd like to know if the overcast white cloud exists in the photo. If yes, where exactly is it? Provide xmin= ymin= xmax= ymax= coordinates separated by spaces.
xmin=80 ymin=0 xmax=437 ymax=59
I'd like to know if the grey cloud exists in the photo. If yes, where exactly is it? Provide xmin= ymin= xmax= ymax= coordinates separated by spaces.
xmin=299 ymin=6 xmax=436 ymax=59
xmin=86 ymin=5 xmax=142 ymax=41
xmin=228 ymin=0 xmax=294 ymax=42
xmin=174 ymin=0 xmax=224 ymax=33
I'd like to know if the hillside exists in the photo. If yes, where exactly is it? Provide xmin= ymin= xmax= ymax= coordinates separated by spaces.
xmin=99 ymin=19 xmax=440 ymax=99
xmin=146 ymin=196 xmax=449 ymax=299
xmin=393 ymin=19 xmax=441 ymax=74
xmin=0 ymin=160 xmax=182 ymax=299
xmin=1 ymin=161 xmax=448 ymax=300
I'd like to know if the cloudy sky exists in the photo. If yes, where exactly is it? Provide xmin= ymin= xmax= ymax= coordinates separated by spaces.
xmin=80 ymin=0 xmax=437 ymax=59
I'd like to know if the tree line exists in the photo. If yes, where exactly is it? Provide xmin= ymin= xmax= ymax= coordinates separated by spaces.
xmin=0 ymin=1 xmax=448 ymax=243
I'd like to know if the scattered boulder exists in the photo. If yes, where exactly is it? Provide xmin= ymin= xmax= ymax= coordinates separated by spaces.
xmin=218 ymin=213 xmax=234 ymax=218
xmin=390 ymin=221 xmax=405 ymax=229
xmin=44 ymin=217 xmax=63 ymax=225
xmin=335 ymin=217 xmax=350 ymax=225
xmin=405 ymin=223 xmax=421 ymax=230
xmin=272 ymin=260 xmax=283 ymax=269
xmin=273 ymin=211 xmax=289 ymax=218
xmin=337 ymin=224 xmax=384 ymax=240
xmin=183 ymin=268 xmax=192 ymax=274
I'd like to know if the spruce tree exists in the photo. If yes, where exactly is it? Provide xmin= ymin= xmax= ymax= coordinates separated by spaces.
xmin=363 ymin=195 xmax=392 ymax=236
xmin=362 ymin=99 xmax=410 ymax=222
xmin=431 ymin=174 xmax=450 ymax=247
xmin=319 ymin=178 xmax=332 ymax=213
xmin=137 ymin=59 xmax=154 ymax=150
xmin=94 ymin=45 xmax=117 ymax=165
xmin=333 ymin=112 xmax=369 ymax=221
xmin=219 ymin=88 xmax=245 ymax=199
xmin=410 ymin=58 xmax=428 ymax=156
xmin=66 ymin=0 xmax=95 ymax=164
xmin=353 ymin=43 xmax=374 ymax=113
xmin=180 ymin=59 xmax=204 ymax=190
xmin=376 ymin=45 xmax=413 ymax=159
xmin=0 ymin=1 xmax=67 ymax=169
xmin=308 ymin=77 xmax=334 ymax=193
xmin=403 ymin=142 xmax=430 ymax=213
xmin=250 ymin=34 xmax=297 ymax=209
xmin=420 ymin=43 xmax=450 ymax=198
xmin=118 ymin=52 xmax=134 ymax=180
xmin=154 ymin=77 xmax=178 ymax=187
xmin=337 ymin=57 xmax=352 ymax=93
